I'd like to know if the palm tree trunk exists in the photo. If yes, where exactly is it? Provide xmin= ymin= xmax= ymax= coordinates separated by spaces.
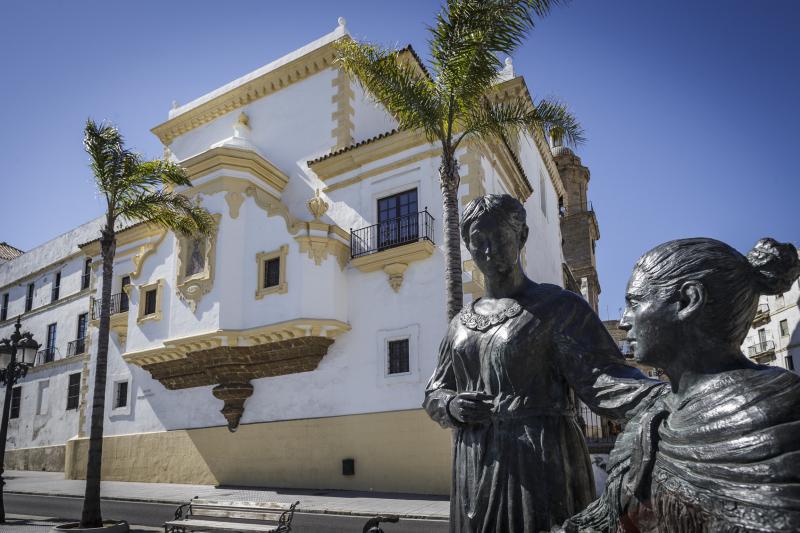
xmin=440 ymin=150 xmax=463 ymax=321
xmin=80 ymin=226 xmax=115 ymax=527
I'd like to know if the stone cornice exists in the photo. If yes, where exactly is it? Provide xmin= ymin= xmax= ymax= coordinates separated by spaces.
xmin=151 ymin=43 xmax=341 ymax=145
xmin=122 ymin=318 xmax=351 ymax=367
xmin=180 ymin=146 xmax=290 ymax=193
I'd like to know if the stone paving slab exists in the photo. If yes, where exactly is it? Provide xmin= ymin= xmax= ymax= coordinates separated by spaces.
xmin=4 ymin=470 xmax=450 ymax=520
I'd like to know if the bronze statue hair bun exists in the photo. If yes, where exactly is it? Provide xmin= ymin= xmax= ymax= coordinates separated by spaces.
xmin=746 ymin=238 xmax=800 ymax=295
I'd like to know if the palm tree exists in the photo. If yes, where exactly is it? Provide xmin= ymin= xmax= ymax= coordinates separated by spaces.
xmin=80 ymin=119 xmax=214 ymax=528
xmin=336 ymin=0 xmax=584 ymax=320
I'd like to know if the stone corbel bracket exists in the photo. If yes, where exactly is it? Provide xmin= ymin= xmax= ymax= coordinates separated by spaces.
xmin=350 ymin=240 xmax=435 ymax=292
xmin=294 ymin=221 xmax=351 ymax=270
xmin=122 ymin=319 xmax=350 ymax=431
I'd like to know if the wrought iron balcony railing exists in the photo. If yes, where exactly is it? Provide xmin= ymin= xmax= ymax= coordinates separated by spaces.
xmin=67 ymin=338 xmax=87 ymax=357
xmin=747 ymin=340 xmax=776 ymax=358
xmin=35 ymin=347 xmax=57 ymax=365
xmin=91 ymin=292 xmax=129 ymax=320
xmin=560 ymin=201 xmax=595 ymax=218
xmin=350 ymin=209 xmax=435 ymax=259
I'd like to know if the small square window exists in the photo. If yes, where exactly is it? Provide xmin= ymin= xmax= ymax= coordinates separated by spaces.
xmin=780 ymin=319 xmax=790 ymax=337
xmin=114 ymin=381 xmax=129 ymax=409
xmin=10 ymin=386 xmax=21 ymax=419
xmin=66 ymin=373 xmax=81 ymax=410
xmin=144 ymin=289 xmax=157 ymax=315
xmin=255 ymin=246 xmax=288 ymax=299
xmin=388 ymin=339 xmax=410 ymax=375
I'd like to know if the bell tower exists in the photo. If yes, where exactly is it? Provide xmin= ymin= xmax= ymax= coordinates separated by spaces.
xmin=552 ymin=137 xmax=601 ymax=313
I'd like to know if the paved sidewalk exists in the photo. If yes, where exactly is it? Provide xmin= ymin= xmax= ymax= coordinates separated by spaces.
xmin=4 ymin=470 xmax=450 ymax=520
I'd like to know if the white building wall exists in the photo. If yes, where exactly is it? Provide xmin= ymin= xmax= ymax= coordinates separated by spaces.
xmin=743 ymin=278 xmax=800 ymax=372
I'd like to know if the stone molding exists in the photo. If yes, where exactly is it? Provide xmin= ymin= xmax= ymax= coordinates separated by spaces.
xmin=180 ymin=146 xmax=290 ymax=193
xmin=130 ymin=231 xmax=167 ymax=280
xmin=331 ymin=68 xmax=355 ymax=150
xmin=151 ymin=45 xmax=340 ymax=145
xmin=175 ymin=214 xmax=222 ymax=312
xmin=323 ymin=147 xmax=440 ymax=194
xmin=351 ymin=240 xmax=435 ymax=292
xmin=136 ymin=279 xmax=165 ymax=324
xmin=255 ymin=245 xmax=289 ymax=299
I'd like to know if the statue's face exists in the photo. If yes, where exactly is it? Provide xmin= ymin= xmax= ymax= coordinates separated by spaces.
xmin=467 ymin=215 xmax=521 ymax=278
xmin=620 ymin=266 xmax=679 ymax=368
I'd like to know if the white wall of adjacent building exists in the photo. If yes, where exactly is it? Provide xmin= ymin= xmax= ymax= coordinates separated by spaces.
xmin=742 ymin=276 xmax=800 ymax=373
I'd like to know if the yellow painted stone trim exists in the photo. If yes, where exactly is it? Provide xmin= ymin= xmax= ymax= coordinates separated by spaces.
xmin=459 ymin=144 xmax=486 ymax=207
xmin=81 ymin=223 xmax=164 ymax=258
xmin=151 ymin=44 xmax=340 ymax=145
xmin=175 ymin=214 xmax=222 ymax=312
xmin=312 ymin=129 xmax=429 ymax=181
xmin=181 ymin=146 xmax=290 ymax=193
xmin=295 ymin=233 xmax=350 ymax=270
xmin=255 ymin=245 xmax=289 ymax=299
xmin=331 ymin=69 xmax=355 ymax=150
xmin=324 ymin=148 xmax=441 ymax=194
xmin=462 ymin=259 xmax=485 ymax=301
xmin=136 ymin=279 xmax=165 ymax=324
xmin=130 ymin=231 xmax=167 ymax=280
xmin=64 ymin=408 xmax=451 ymax=495
xmin=351 ymin=240 xmax=435 ymax=292
xmin=122 ymin=318 xmax=351 ymax=367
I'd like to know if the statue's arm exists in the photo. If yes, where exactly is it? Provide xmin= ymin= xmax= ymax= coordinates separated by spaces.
xmin=423 ymin=329 xmax=462 ymax=429
xmin=554 ymin=292 xmax=666 ymax=421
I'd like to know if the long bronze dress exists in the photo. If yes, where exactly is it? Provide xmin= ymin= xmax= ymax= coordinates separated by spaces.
xmin=424 ymin=282 xmax=662 ymax=533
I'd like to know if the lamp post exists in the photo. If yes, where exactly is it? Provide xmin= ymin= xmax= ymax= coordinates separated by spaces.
xmin=0 ymin=317 xmax=39 ymax=522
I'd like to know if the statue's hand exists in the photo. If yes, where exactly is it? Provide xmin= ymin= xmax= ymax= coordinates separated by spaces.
xmin=448 ymin=391 xmax=494 ymax=425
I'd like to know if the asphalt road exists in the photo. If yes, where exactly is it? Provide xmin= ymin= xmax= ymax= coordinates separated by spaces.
xmin=5 ymin=494 xmax=449 ymax=533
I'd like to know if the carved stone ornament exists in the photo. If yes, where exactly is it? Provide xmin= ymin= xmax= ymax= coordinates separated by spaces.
xmin=306 ymin=188 xmax=329 ymax=220
xmin=175 ymin=214 xmax=222 ymax=312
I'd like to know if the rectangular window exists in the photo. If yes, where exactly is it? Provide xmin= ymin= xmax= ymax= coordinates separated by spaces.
xmin=377 ymin=189 xmax=418 ymax=250
xmin=388 ymin=339 xmax=410 ymax=375
xmin=1 ymin=293 xmax=7 ymax=321
xmin=114 ymin=381 xmax=128 ymax=409
xmin=144 ymin=289 xmax=157 ymax=316
xmin=758 ymin=328 xmax=767 ymax=344
xmin=264 ymin=258 xmax=281 ymax=288
xmin=82 ymin=259 xmax=92 ymax=290
xmin=51 ymin=271 xmax=61 ymax=302
xmin=10 ymin=386 xmax=21 ymax=419
xmin=786 ymin=355 xmax=795 ymax=372
xmin=25 ymin=283 xmax=34 ymax=312
xmin=539 ymin=171 xmax=547 ymax=217
xmin=120 ymin=275 xmax=131 ymax=312
xmin=66 ymin=373 xmax=81 ymax=410
xmin=45 ymin=323 xmax=57 ymax=362
xmin=780 ymin=319 xmax=790 ymax=337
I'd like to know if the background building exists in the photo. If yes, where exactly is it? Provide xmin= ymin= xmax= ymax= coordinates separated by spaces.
xmin=0 ymin=22 xmax=603 ymax=495
xmin=742 ymin=261 xmax=800 ymax=373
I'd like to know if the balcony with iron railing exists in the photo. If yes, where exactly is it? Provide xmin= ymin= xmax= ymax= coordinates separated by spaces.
xmin=560 ymin=201 xmax=595 ymax=218
xmin=753 ymin=303 xmax=770 ymax=325
xmin=747 ymin=340 xmax=776 ymax=359
xmin=35 ymin=347 xmax=57 ymax=366
xmin=579 ymin=405 xmax=621 ymax=452
xmin=91 ymin=292 xmax=129 ymax=320
xmin=350 ymin=209 xmax=435 ymax=259
xmin=67 ymin=337 xmax=87 ymax=357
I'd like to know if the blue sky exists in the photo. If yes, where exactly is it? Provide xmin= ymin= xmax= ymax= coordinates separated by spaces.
xmin=1 ymin=0 xmax=797 ymax=319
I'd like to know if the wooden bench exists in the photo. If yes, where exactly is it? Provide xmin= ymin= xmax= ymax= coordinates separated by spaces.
xmin=164 ymin=498 xmax=299 ymax=533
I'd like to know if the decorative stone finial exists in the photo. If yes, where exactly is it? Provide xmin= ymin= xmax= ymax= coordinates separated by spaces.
xmin=505 ymin=57 xmax=513 ymax=68
xmin=307 ymin=189 xmax=329 ymax=221
xmin=338 ymin=16 xmax=346 ymax=28
xmin=171 ymin=100 xmax=178 ymax=110
xmin=233 ymin=112 xmax=251 ymax=140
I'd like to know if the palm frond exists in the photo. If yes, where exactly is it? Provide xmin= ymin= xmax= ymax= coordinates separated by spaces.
xmin=430 ymin=0 xmax=565 ymax=108
xmin=457 ymin=96 xmax=584 ymax=148
xmin=335 ymin=39 xmax=444 ymax=141
xmin=84 ymin=119 xmax=124 ymax=197
xmin=117 ymin=190 xmax=216 ymax=236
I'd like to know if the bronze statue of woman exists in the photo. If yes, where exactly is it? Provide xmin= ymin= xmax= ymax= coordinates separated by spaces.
xmin=424 ymin=194 xmax=663 ymax=533
xmin=560 ymin=237 xmax=800 ymax=532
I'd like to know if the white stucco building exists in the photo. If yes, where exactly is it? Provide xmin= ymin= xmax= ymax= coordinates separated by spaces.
xmin=0 ymin=21 xmax=594 ymax=494
xmin=742 ymin=266 xmax=800 ymax=373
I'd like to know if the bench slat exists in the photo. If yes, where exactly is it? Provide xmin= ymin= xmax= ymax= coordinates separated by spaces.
xmin=165 ymin=518 xmax=280 ymax=532
xmin=190 ymin=507 xmax=284 ymax=522
xmin=192 ymin=499 xmax=295 ymax=511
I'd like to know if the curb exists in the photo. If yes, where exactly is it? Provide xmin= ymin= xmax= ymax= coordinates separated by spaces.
xmin=6 ymin=490 xmax=450 ymax=522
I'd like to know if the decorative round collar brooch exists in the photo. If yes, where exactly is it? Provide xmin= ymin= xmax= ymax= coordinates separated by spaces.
xmin=460 ymin=298 xmax=523 ymax=331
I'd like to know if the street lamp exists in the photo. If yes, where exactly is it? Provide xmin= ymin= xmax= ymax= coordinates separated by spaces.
xmin=0 ymin=317 xmax=39 ymax=522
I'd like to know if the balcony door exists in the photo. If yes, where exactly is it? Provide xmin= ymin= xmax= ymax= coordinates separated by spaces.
xmin=377 ymin=189 xmax=418 ymax=250
xmin=120 ymin=275 xmax=131 ymax=312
